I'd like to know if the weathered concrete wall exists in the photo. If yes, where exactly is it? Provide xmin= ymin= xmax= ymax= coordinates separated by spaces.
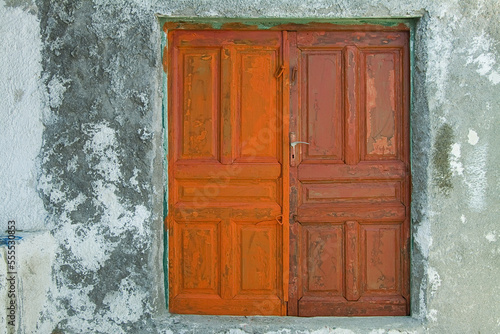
xmin=0 ymin=0 xmax=499 ymax=333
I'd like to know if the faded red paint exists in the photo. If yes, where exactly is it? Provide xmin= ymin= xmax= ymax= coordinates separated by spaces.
xmin=288 ymin=30 xmax=410 ymax=316
xmin=166 ymin=27 xmax=410 ymax=317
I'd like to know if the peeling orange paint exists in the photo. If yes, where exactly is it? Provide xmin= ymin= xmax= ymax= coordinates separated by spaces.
xmin=168 ymin=30 xmax=286 ymax=316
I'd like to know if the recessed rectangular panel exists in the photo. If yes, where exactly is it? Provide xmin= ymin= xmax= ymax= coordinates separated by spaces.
xmin=177 ymin=180 xmax=278 ymax=203
xmin=298 ymin=162 xmax=406 ymax=180
xmin=361 ymin=224 xmax=401 ymax=293
xmin=363 ymin=51 xmax=399 ymax=159
xmin=298 ymin=203 xmax=406 ymax=222
xmin=235 ymin=222 xmax=277 ymax=294
xmin=302 ymin=51 xmax=343 ymax=161
xmin=235 ymin=49 xmax=279 ymax=161
xmin=301 ymin=223 xmax=343 ymax=295
xmin=179 ymin=48 xmax=220 ymax=161
xmin=302 ymin=182 xmax=400 ymax=204
xmin=176 ymin=221 xmax=220 ymax=294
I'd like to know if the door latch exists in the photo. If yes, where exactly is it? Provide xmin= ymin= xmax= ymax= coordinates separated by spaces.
xmin=290 ymin=132 xmax=309 ymax=166
xmin=290 ymin=141 xmax=310 ymax=147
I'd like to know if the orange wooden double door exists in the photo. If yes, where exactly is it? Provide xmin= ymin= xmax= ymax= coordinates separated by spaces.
xmin=166 ymin=27 xmax=410 ymax=317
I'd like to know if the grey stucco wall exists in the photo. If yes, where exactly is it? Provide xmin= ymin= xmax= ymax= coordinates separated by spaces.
xmin=0 ymin=0 xmax=499 ymax=333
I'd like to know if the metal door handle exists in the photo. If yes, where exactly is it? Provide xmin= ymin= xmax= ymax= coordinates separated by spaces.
xmin=290 ymin=141 xmax=309 ymax=166
xmin=290 ymin=141 xmax=310 ymax=147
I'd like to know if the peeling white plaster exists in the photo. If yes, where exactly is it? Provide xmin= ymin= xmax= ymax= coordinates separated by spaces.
xmin=47 ymin=75 xmax=71 ymax=109
xmin=418 ymin=285 xmax=427 ymax=320
xmin=92 ymin=180 xmax=150 ymax=237
xmin=57 ymin=284 xmax=98 ymax=327
xmin=56 ymin=223 xmax=112 ymax=272
xmin=228 ymin=330 xmax=246 ymax=334
xmin=467 ymin=31 xmax=500 ymax=85
xmin=428 ymin=267 xmax=441 ymax=297
xmin=67 ymin=154 xmax=78 ymax=172
xmin=63 ymin=192 xmax=87 ymax=213
xmin=464 ymin=143 xmax=488 ymax=211
xmin=130 ymin=167 xmax=140 ymax=191
xmin=138 ymin=127 xmax=153 ymax=141
xmin=450 ymin=143 xmax=464 ymax=176
xmin=104 ymin=277 xmax=148 ymax=324
xmin=84 ymin=122 xmax=122 ymax=183
xmin=485 ymin=232 xmax=497 ymax=243
xmin=0 ymin=0 xmax=47 ymax=231
xmin=307 ymin=329 xmax=355 ymax=334
xmin=489 ymin=71 xmax=500 ymax=85
xmin=266 ymin=329 xmax=292 ymax=334
xmin=368 ymin=330 xmax=385 ymax=334
xmin=468 ymin=129 xmax=479 ymax=145
xmin=428 ymin=309 xmax=438 ymax=322
xmin=414 ymin=218 xmax=432 ymax=259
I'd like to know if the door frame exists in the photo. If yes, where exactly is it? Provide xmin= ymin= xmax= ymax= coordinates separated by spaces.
xmin=160 ymin=18 xmax=417 ymax=315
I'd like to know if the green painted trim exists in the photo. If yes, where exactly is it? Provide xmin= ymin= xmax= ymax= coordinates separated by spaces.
xmin=159 ymin=17 xmax=417 ymax=30
xmin=161 ymin=28 xmax=169 ymax=307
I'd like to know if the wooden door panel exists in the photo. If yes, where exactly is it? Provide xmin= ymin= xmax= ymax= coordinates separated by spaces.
xmin=296 ymin=31 xmax=409 ymax=48
xmin=173 ymin=220 xmax=221 ymax=296
xmin=297 ymin=204 xmax=406 ymax=222
xmin=297 ymin=296 xmax=407 ymax=316
xmin=172 ymin=296 xmax=284 ymax=315
xmin=289 ymin=30 xmax=410 ymax=316
xmin=301 ymin=50 xmax=343 ymax=162
xmin=176 ymin=180 xmax=279 ymax=204
xmin=168 ymin=30 xmax=286 ymax=315
xmin=361 ymin=49 xmax=402 ymax=160
xmin=300 ymin=223 xmax=344 ymax=296
xmin=300 ymin=181 xmax=402 ymax=204
xmin=234 ymin=48 xmax=281 ymax=162
xmin=173 ymin=163 xmax=282 ymax=179
xmin=360 ymin=223 xmax=401 ymax=294
xmin=298 ymin=161 xmax=407 ymax=180
xmin=176 ymin=48 xmax=221 ymax=162
xmin=235 ymin=221 xmax=278 ymax=295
